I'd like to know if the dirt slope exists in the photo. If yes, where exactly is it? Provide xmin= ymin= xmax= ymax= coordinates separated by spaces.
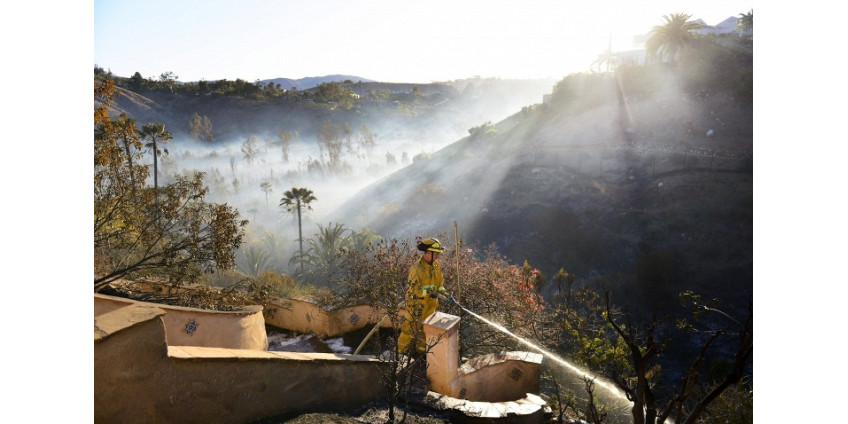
xmin=331 ymin=81 xmax=753 ymax=318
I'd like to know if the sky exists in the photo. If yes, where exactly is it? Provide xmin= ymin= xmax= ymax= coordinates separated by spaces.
xmin=94 ymin=0 xmax=754 ymax=84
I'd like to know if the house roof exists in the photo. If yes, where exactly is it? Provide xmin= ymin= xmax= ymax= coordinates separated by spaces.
xmin=695 ymin=16 xmax=740 ymax=35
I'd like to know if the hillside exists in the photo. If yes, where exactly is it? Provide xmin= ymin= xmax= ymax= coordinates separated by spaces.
xmin=100 ymin=76 xmax=557 ymax=145
xmin=330 ymin=68 xmax=753 ymax=319
xmin=96 ymin=62 xmax=752 ymax=319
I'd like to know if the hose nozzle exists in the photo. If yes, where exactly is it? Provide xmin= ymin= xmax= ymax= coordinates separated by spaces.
xmin=437 ymin=293 xmax=458 ymax=306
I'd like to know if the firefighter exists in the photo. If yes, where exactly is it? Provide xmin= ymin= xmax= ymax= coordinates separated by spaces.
xmin=397 ymin=238 xmax=448 ymax=355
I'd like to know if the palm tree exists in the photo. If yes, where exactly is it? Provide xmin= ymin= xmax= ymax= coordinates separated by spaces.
xmin=736 ymin=10 xmax=753 ymax=39
xmin=139 ymin=123 xmax=172 ymax=193
xmin=280 ymin=187 xmax=317 ymax=272
xmin=260 ymin=230 xmax=287 ymax=272
xmin=346 ymin=228 xmax=382 ymax=252
xmin=243 ymin=245 xmax=272 ymax=277
xmin=260 ymin=181 xmax=273 ymax=206
xmin=115 ymin=114 xmax=141 ymax=188
xmin=645 ymin=13 xmax=702 ymax=63
xmin=139 ymin=123 xmax=172 ymax=223
xmin=290 ymin=222 xmax=350 ymax=282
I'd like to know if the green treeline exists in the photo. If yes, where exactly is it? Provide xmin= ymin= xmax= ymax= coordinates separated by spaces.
xmin=93 ymin=66 xmax=431 ymax=111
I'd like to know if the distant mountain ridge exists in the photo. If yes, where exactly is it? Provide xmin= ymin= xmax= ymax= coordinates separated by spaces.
xmin=259 ymin=74 xmax=375 ymax=90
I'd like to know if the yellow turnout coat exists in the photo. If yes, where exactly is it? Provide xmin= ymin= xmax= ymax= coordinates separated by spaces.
xmin=397 ymin=257 xmax=446 ymax=354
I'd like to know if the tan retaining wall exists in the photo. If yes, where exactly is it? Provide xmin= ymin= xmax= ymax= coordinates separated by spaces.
xmin=423 ymin=312 xmax=542 ymax=402
xmin=108 ymin=280 xmax=394 ymax=338
xmin=109 ymin=280 xmax=403 ymax=337
xmin=94 ymin=293 xmax=267 ymax=351
xmin=94 ymin=303 xmax=388 ymax=424
xmin=262 ymin=297 xmax=390 ymax=337
xmin=94 ymin=283 xmax=548 ymax=421
xmin=453 ymin=351 xmax=543 ymax=402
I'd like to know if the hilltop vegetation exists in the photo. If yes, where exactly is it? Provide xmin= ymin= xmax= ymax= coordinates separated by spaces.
xmin=94 ymin=67 xmax=555 ymax=145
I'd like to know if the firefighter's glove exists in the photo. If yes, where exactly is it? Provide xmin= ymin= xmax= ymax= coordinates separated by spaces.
xmin=419 ymin=285 xmax=435 ymax=298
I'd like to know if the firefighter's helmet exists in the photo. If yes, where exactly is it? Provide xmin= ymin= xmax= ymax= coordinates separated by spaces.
xmin=417 ymin=238 xmax=445 ymax=253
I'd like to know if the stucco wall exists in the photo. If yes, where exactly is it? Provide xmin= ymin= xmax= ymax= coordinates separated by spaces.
xmin=94 ymin=284 xmax=547 ymax=420
xmin=453 ymin=351 xmax=543 ymax=402
xmin=262 ymin=297 xmax=331 ymax=335
xmin=423 ymin=312 xmax=542 ymax=403
xmin=94 ymin=303 xmax=388 ymax=424
xmin=107 ymin=280 xmax=393 ymax=338
xmin=263 ymin=297 xmax=391 ymax=337
xmin=94 ymin=293 xmax=267 ymax=351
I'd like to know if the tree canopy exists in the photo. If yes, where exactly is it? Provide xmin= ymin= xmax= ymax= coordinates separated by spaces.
xmin=280 ymin=187 xmax=317 ymax=273
xmin=94 ymin=79 xmax=248 ymax=290
xmin=646 ymin=13 xmax=702 ymax=63
xmin=736 ymin=10 xmax=753 ymax=38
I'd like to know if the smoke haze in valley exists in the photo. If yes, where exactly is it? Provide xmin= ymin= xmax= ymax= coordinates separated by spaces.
xmin=142 ymin=78 xmax=557 ymax=274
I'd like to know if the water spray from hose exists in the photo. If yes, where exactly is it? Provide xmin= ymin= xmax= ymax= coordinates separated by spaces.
xmin=442 ymin=295 xmax=629 ymax=403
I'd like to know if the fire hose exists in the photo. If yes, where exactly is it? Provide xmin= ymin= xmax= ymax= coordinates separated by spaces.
xmin=352 ymin=294 xmax=459 ymax=355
